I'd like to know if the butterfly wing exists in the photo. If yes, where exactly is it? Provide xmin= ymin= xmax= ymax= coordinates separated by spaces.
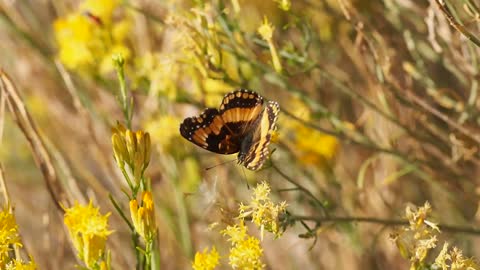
xmin=238 ymin=100 xmax=280 ymax=170
xmin=180 ymin=108 xmax=240 ymax=154
xmin=219 ymin=89 xmax=264 ymax=136
xmin=179 ymin=89 xmax=264 ymax=155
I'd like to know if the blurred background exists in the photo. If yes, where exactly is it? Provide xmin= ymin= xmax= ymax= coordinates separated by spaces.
xmin=1 ymin=0 xmax=480 ymax=269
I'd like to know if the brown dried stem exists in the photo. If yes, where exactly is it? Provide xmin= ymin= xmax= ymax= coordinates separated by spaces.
xmin=0 ymin=69 xmax=69 ymax=212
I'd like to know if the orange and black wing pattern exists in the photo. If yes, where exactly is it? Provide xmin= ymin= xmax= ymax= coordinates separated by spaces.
xmin=179 ymin=89 xmax=264 ymax=155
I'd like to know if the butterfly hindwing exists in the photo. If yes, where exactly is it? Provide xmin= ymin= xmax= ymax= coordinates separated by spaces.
xmin=239 ymin=100 xmax=280 ymax=170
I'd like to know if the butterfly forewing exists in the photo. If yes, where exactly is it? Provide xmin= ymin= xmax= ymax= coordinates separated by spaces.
xmin=180 ymin=108 xmax=240 ymax=153
xmin=219 ymin=89 xmax=264 ymax=137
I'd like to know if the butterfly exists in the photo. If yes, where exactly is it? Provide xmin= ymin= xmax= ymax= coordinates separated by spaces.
xmin=179 ymin=89 xmax=279 ymax=170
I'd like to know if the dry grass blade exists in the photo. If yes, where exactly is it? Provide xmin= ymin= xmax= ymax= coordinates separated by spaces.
xmin=0 ymin=69 xmax=69 ymax=212
xmin=0 ymin=162 xmax=10 ymax=209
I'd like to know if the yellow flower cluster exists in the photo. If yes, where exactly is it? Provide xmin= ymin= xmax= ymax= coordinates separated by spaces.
xmin=54 ymin=0 xmax=131 ymax=75
xmin=222 ymin=222 xmax=265 ymax=269
xmin=390 ymin=202 xmax=478 ymax=270
xmin=275 ymin=0 xmax=291 ymax=11
xmin=280 ymin=98 xmax=339 ymax=167
xmin=112 ymin=123 xmax=151 ymax=186
xmin=390 ymin=202 xmax=438 ymax=266
xmin=294 ymin=124 xmax=339 ymax=166
xmin=0 ymin=209 xmax=22 ymax=267
xmin=433 ymin=243 xmax=479 ymax=270
xmin=63 ymin=201 xmax=113 ymax=268
xmin=144 ymin=115 xmax=182 ymax=152
xmin=130 ymin=191 xmax=157 ymax=241
xmin=191 ymin=182 xmax=285 ymax=269
xmin=5 ymin=259 xmax=37 ymax=270
xmin=192 ymin=247 xmax=220 ymax=270
xmin=239 ymin=181 xmax=287 ymax=239
xmin=134 ymin=53 xmax=180 ymax=101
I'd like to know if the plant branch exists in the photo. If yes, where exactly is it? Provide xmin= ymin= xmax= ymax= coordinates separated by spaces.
xmin=435 ymin=0 xmax=480 ymax=48
xmin=272 ymin=163 xmax=329 ymax=217
xmin=290 ymin=215 xmax=480 ymax=235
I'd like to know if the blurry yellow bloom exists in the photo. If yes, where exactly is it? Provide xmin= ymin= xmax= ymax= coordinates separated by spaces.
xmin=81 ymin=0 xmax=119 ymax=23
xmin=112 ymin=123 xmax=151 ymax=184
xmin=238 ymin=182 xmax=287 ymax=239
xmin=280 ymin=97 xmax=338 ymax=167
xmin=221 ymin=50 xmax=241 ymax=83
xmin=54 ymin=0 xmax=131 ymax=75
xmin=130 ymin=191 xmax=157 ymax=241
xmin=257 ymin=17 xmax=273 ymax=41
xmin=202 ymin=79 xmax=235 ymax=107
xmin=144 ymin=115 xmax=181 ymax=151
xmin=112 ymin=19 xmax=131 ymax=43
xmin=275 ymin=0 xmax=291 ymax=11
xmin=258 ymin=17 xmax=282 ymax=73
xmin=134 ymin=53 xmax=180 ymax=100
xmin=54 ymin=14 xmax=95 ymax=70
xmin=294 ymin=124 xmax=338 ymax=166
xmin=64 ymin=201 xmax=112 ymax=268
xmin=231 ymin=0 xmax=240 ymax=13
xmin=222 ymin=222 xmax=264 ymax=269
xmin=270 ymin=130 xmax=279 ymax=144
xmin=192 ymin=247 xmax=220 ymax=270
xmin=0 ymin=209 xmax=21 ymax=267
xmin=5 ymin=259 xmax=37 ymax=270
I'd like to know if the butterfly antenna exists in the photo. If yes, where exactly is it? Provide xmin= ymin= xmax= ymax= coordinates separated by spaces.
xmin=205 ymin=159 xmax=237 ymax=171
xmin=241 ymin=166 xmax=250 ymax=189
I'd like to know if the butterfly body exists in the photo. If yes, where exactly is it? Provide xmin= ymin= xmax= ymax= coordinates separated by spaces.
xmin=180 ymin=89 xmax=279 ymax=171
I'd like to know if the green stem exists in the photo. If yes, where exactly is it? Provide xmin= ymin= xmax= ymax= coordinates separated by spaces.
xmin=113 ymin=55 xmax=132 ymax=128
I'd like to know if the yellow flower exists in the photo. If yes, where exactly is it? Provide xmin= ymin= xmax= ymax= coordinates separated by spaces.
xmin=130 ymin=191 xmax=157 ymax=241
xmin=449 ymin=247 xmax=479 ymax=270
xmin=54 ymin=13 xmax=95 ymax=70
xmin=238 ymin=182 xmax=287 ymax=239
xmin=192 ymin=247 xmax=220 ymax=270
xmin=432 ymin=243 xmax=479 ymax=270
xmin=294 ymin=125 xmax=339 ymax=165
xmin=280 ymin=98 xmax=338 ymax=166
xmin=80 ymin=0 xmax=119 ymax=23
xmin=0 ymin=209 xmax=21 ymax=267
xmin=390 ymin=202 xmax=439 ymax=265
xmin=63 ymin=201 xmax=112 ymax=268
xmin=53 ymin=0 xmax=131 ymax=75
xmin=257 ymin=17 xmax=273 ymax=41
xmin=111 ymin=123 xmax=151 ymax=184
xmin=144 ymin=115 xmax=181 ymax=151
xmin=222 ymin=222 xmax=265 ymax=269
xmin=5 ymin=258 xmax=37 ymax=270
xmin=275 ymin=0 xmax=291 ymax=11
xmin=258 ymin=17 xmax=282 ymax=73
xmin=134 ymin=53 xmax=184 ymax=101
